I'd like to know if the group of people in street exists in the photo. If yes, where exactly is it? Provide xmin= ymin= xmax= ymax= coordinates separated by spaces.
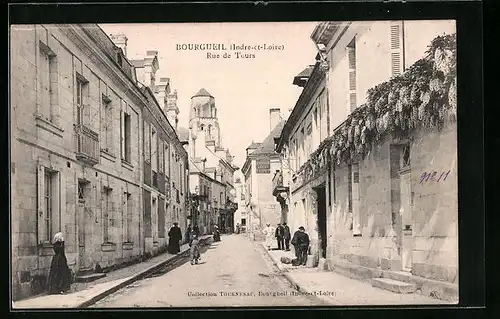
xmin=263 ymin=223 xmax=310 ymax=266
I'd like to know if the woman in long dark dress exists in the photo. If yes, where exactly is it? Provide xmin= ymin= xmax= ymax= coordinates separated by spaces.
xmin=167 ymin=222 xmax=182 ymax=254
xmin=47 ymin=232 xmax=72 ymax=294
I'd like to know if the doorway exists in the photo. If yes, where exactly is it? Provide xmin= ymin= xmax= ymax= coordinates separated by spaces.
xmin=314 ymin=185 xmax=327 ymax=259
xmin=399 ymin=144 xmax=413 ymax=272
xmin=77 ymin=180 xmax=91 ymax=270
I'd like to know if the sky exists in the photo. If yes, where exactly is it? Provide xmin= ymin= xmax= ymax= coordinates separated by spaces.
xmin=99 ymin=22 xmax=319 ymax=169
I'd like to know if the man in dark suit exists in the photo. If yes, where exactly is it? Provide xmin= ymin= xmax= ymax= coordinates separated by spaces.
xmin=275 ymin=223 xmax=285 ymax=250
xmin=291 ymin=226 xmax=310 ymax=266
xmin=283 ymin=222 xmax=291 ymax=251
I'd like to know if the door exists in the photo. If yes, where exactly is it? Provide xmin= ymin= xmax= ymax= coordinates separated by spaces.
xmin=315 ymin=185 xmax=327 ymax=259
xmin=400 ymin=171 xmax=413 ymax=271
xmin=77 ymin=200 xmax=90 ymax=269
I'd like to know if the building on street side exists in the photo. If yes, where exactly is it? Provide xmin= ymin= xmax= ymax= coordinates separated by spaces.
xmin=181 ymin=89 xmax=238 ymax=235
xmin=242 ymin=109 xmax=286 ymax=240
xmin=275 ymin=21 xmax=457 ymax=300
xmin=10 ymin=24 xmax=189 ymax=301
xmin=233 ymin=176 xmax=247 ymax=232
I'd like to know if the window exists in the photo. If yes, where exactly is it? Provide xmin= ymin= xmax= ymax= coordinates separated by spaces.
xmin=164 ymin=143 xmax=170 ymax=177
xmin=103 ymin=187 xmax=112 ymax=243
xmin=151 ymin=128 xmax=158 ymax=171
xmin=121 ymin=112 xmax=132 ymax=162
xmin=103 ymin=96 xmax=113 ymax=154
xmin=400 ymin=144 xmax=411 ymax=170
xmin=306 ymin=124 xmax=313 ymax=156
xmin=347 ymin=38 xmax=357 ymax=111
xmin=76 ymin=76 xmax=90 ymax=126
xmin=159 ymin=141 xmax=164 ymax=173
xmin=347 ymin=164 xmax=361 ymax=236
xmin=241 ymin=218 xmax=246 ymax=226
xmin=144 ymin=121 xmax=151 ymax=162
xmin=37 ymin=167 xmax=60 ymax=244
xmin=125 ymin=193 xmax=133 ymax=242
xmin=391 ymin=21 xmax=403 ymax=76
xmin=39 ymin=42 xmax=58 ymax=123
xmin=152 ymin=197 xmax=157 ymax=237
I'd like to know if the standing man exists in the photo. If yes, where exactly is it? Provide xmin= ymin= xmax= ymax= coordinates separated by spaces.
xmin=263 ymin=223 xmax=275 ymax=250
xmin=283 ymin=222 xmax=291 ymax=251
xmin=291 ymin=226 xmax=310 ymax=266
xmin=275 ymin=223 xmax=285 ymax=250
xmin=185 ymin=224 xmax=193 ymax=244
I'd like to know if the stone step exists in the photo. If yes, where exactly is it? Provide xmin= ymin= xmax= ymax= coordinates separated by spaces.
xmin=75 ymin=272 xmax=106 ymax=283
xmin=383 ymin=270 xmax=413 ymax=283
xmin=76 ymin=268 xmax=94 ymax=276
xmin=372 ymin=277 xmax=417 ymax=294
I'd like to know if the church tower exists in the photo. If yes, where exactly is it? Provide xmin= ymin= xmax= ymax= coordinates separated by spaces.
xmin=188 ymin=88 xmax=221 ymax=158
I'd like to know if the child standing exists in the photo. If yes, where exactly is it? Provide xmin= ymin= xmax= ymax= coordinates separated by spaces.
xmin=190 ymin=233 xmax=201 ymax=265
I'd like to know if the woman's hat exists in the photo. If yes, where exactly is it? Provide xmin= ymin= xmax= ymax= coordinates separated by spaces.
xmin=53 ymin=232 xmax=64 ymax=243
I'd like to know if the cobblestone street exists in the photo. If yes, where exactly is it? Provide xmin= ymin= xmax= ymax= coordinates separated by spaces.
xmin=91 ymin=234 xmax=322 ymax=307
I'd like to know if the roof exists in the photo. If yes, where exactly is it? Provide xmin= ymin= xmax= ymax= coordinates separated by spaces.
xmin=177 ymin=126 xmax=189 ymax=142
xmin=293 ymin=65 xmax=314 ymax=86
xmin=251 ymin=120 xmax=286 ymax=157
xmin=192 ymin=88 xmax=213 ymax=98
xmin=130 ymin=59 xmax=145 ymax=68
xmin=246 ymin=142 xmax=262 ymax=150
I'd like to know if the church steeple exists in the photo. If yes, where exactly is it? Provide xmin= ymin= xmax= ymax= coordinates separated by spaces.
xmin=188 ymin=88 xmax=222 ymax=158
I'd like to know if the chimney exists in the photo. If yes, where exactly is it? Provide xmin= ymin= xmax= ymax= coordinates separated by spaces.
xmin=269 ymin=108 xmax=282 ymax=132
xmin=166 ymin=89 xmax=179 ymax=131
xmin=109 ymin=33 xmax=128 ymax=57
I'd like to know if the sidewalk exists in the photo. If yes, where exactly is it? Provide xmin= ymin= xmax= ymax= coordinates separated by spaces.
xmin=12 ymin=235 xmax=212 ymax=309
xmin=260 ymin=243 xmax=452 ymax=306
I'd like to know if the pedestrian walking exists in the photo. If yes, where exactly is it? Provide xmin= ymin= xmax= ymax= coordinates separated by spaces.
xmin=189 ymin=232 xmax=201 ymax=265
xmin=167 ymin=222 xmax=182 ymax=254
xmin=185 ymin=224 xmax=193 ymax=244
xmin=291 ymin=226 xmax=310 ymax=266
xmin=275 ymin=223 xmax=285 ymax=250
xmin=283 ymin=222 xmax=291 ymax=251
xmin=193 ymin=224 xmax=200 ymax=236
xmin=47 ymin=232 xmax=72 ymax=294
xmin=263 ymin=223 xmax=275 ymax=250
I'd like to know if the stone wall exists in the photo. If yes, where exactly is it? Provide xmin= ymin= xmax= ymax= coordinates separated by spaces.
xmin=326 ymin=123 xmax=458 ymax=284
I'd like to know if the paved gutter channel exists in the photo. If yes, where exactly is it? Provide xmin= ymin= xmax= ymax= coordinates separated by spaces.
xmin=80 ymin=237 xmax=213 ymax=308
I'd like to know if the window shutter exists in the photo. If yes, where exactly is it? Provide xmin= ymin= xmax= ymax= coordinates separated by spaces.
xmin=37 ymin=165 xmax=45 ymax=243
xmin=349 ymin=70 xmax=357 ymax=91
xmin=120 ymin=109 xmax=125 ymax=159
xmin=348 ymin=48 xmax=356 ymax=69
xmin=391 ymin=22 xmax=403 ymax=77
xmin=350 ymin=92 xmax=357 ymax=111
xmin=391 ymin=52 xmax=402 ymax=76
xmin=391 ymin=24 xmax=400 ymax=50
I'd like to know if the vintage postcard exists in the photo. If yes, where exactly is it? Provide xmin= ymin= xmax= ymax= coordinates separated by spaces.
xmin=10 ymin=20 xmax=458 ymax=308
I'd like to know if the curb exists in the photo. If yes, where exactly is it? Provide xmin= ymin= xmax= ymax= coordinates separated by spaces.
xmin=257 ymin=243 xmax=330 ymax=305
xmin=77 ymin=235 xmax=212 ymax=308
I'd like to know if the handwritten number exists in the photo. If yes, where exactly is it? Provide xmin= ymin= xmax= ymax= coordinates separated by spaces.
xmin=430 ymin=171 xmax=437 ymax=181
xmin=420 ymin=172 xmax=428 ymax=184
xmin=443 ymin=170 xmax=450 ymax=181
xmin=437 ymin=172 xmax=445 ymax=182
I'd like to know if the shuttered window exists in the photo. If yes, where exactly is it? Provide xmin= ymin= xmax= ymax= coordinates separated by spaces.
xmin=347 ymin=38 xmax=357 ymax=111
xmin=391 ymin=21 xmax=403 ymax=77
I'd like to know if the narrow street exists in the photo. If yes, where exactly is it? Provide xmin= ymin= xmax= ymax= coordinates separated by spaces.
xmin=90 ymin=234 xmax=322 ymax=307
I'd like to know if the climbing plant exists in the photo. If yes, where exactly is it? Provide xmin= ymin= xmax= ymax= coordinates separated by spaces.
xmin=297 ymin=33 xmax=457 ymax=181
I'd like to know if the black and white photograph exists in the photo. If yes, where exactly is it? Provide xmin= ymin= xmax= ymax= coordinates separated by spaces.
xmin=10 ymin=19 xmax=460 ymax=308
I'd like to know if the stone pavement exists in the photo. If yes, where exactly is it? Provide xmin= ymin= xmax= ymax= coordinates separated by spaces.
xmin=261 ymin=243 xmax=454 ymax=306
xmin=12 ymin=236 xmax=212 ymax=309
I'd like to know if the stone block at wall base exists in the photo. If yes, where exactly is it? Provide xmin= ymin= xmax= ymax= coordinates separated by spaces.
xmin=318 ymin=258 xmax=328 ymax=271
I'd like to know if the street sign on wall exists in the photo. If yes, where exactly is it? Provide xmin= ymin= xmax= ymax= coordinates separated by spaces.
xmin=256 ymin=158 xmax=271 ymax=174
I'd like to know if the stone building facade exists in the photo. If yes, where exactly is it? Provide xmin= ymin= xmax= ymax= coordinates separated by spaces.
xmin=275 ymin=21 xmax=457 ymax=301
xmin=181 ymin=89 xmax=238 ymax=234
xmin=242 ymin=109 xmax=285 ymax=240
xmin=10 ymin=24 xmax=188 ymax=301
